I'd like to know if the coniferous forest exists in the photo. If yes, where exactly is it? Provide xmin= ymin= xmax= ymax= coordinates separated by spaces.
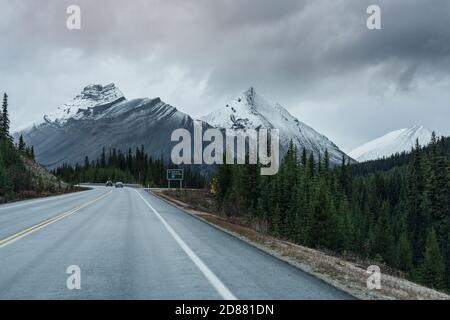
xmin=53 ymin=146 xmax=207 ymax=189
xmin=213 ymin=135 xmax=450 ymax=291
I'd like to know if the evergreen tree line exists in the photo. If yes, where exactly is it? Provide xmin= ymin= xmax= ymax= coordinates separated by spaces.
xmin=53 ymin=146 xmax=207 ymax=188
xmin=0 ymin=93 xmax=37 ymax=201
xmin=213 ymin=134 xmax=450 ymax=291
xmin=351 ymin=136 xmax=450 ymax=176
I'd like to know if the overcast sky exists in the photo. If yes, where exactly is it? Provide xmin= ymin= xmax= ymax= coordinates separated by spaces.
xmin=1 ymin=0 xmax=449 ymax=151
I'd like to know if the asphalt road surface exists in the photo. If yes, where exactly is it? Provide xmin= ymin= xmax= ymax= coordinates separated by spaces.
xmin=0 ymin=187 xmax=352 ymax=299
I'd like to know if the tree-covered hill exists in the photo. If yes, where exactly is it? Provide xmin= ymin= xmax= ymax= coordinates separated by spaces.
xmin=0 ymin=93 xmax=71 ymax=203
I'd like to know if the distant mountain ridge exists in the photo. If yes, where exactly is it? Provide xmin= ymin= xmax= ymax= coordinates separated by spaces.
xmin=349 ymin=125 xmax=433 ymax=162
xmin=17 ymin=84 xmax=352 ymax=169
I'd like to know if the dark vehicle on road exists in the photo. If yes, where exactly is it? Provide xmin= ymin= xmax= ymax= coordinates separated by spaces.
xmin=106 ymin=180 xmax=113 ymax=187
xmin=115 ymin=182 xmax=124 ymax=188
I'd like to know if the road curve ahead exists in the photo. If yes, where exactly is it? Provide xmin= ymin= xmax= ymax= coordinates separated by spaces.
xmin=0 ymin=187 xmax=352 ymax=300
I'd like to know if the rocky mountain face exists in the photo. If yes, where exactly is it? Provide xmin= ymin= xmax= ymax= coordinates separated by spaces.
xmin=17 ymin=84 xmax=196 ymax=169
xmin=349 ymin=125 xmax=432 ymax=162
xmin=202 ymin=87 xmax=351 ymax=165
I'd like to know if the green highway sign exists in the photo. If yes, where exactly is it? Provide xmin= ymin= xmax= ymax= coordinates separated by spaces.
xmin=167 ymin=169 xmax=184 ymax=181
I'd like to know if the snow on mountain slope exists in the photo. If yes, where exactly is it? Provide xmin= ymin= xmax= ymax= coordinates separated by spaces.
xmin=15 ymin=84 xmax=195 ymax=169
xmin=43 ymin=83 xmax=126 ymax=124
xmin=202 ymin=87 xmax=351 ymax=165
xmin=349 ymin=125 xmax=432 ymax=162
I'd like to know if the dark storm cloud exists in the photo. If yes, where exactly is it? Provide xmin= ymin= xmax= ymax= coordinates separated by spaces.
xmin=1 ymin=0 xmax=450 ymax=150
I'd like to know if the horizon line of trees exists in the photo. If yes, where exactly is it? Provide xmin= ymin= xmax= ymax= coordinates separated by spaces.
xmin=213 ymin=134 xmax=450 ymax=292
xmin=52 ymin=146 xmax=207 ymax=189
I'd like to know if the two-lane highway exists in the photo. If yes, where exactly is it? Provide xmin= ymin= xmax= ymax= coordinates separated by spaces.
xmin=0 ymin=187 xmax=352 ymax=299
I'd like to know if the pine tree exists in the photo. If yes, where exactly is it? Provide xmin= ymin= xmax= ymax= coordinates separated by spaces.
xmin=1 ymin=93 xmax=11 ymax=141
xmin=272 ymin=204 xmax=283 ymax=237
xmin=446 ymin=233 xmax=450 ymax=289
xmin=306 ymin=177 xmax=337 ymax=249
xmin=301 ymin=147 xmax=307 ymax=168
xmin=397 ymin=232 xmax=414 ymax=277
xmin=425 ymin=133 xmax=449 ymax=248
xmin=0 ymin=103 xmax=3 ymax=139
xmin=419 ymin=228 xmax=445 ymax=289
xmin=307 ymin=152 xmax=315 ymax=178
xmin=215 ymin=155 xmax=233 ymax=207
xmin=335 ymin=196 xmax=353 ymax=252
xmin=294 ymin=178 xmax=308 ymax=244
xmin=323 ymin=149 xmax=330 ymax=173
xmin=371 ymin=201 xmax=395 ymax=265
xmin=84 ymin=156 xmax=90 ymax=169
xmin=101 ymin=147 xmax=106 ymax=167
xmin=240 ymin=159 xmax=259 ymax=212
xmin=18 ymin=135 xmax=25 ymax=152
xmin=408 ymin=140 xmax=428 ymax=264
xmin=254 ymin=177 xmax=270 ymax=232
xmin=339 ymin=155 xmax=351 ymax=195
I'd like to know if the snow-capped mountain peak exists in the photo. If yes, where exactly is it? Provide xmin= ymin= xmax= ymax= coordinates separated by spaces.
xmin=43 ymin=83 xmax=126 ymax=124
xmin=202 ymin=87 xmax=350 ymax=165
xmin=349 ymin=125 xmax=433 ymax=162
xmin=16 ymin=83 xmax=196 ymax=169
xmin=202 ymin=87 xmax=272 ymax=130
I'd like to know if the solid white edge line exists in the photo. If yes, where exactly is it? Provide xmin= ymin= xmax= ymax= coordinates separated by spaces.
xmin=134 ymin=189 xmax=237 ymax=300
